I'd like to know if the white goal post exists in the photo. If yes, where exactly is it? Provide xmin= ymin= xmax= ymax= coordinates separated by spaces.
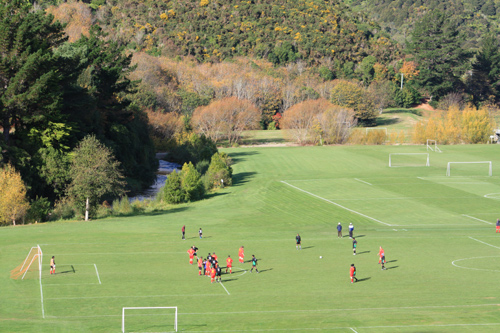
xmin=389 ymin=153 xmax=430 ymax=167
xmin=446 ymin=161 xmax=492 ymax=176
xmin=426 ymin=139 xmax=442 ymax=152
xmin=122 ymin=307 xmax=178 ymax=333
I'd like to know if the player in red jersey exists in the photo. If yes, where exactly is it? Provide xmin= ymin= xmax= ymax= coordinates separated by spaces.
xmin=187 ymin=247 xmax=195 ymax=264
xmin=350 ymin=264 xmax=358 ymax=283
xmin=226 ymin=255 xmax=233 ymax=273
xmin=238 ymin=246 xmax=244 ymax=263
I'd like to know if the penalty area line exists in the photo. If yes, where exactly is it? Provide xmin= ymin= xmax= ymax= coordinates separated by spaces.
xmin=354 ymin=178 xmax=372 ymax=186
xmin=469 ymin=237 xmax=500 ymax=250
xmin=94 ymin=264 xmax=101 ymax=285
xmin=462 ymin=214 xmax=494 ymax=225
xmin=281 ymin=181 xmax=391 ymax=226
xmin=349 ymin=328 xmax=359 ymax=333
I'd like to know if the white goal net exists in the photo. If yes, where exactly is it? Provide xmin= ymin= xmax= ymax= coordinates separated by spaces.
xmin=122 ymin=307 xmax=178 ymax=332
xmin=446 ymin=161 xmax=492 ymax=177
xmin=389 ymin=153 xmax=430 ymax=167
xmin=426 ymin=139 xmax=442 ymax=152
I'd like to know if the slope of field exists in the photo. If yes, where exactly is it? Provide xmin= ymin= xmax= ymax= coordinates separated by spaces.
xmin=2 ymin=145 xmax=500 ymax=332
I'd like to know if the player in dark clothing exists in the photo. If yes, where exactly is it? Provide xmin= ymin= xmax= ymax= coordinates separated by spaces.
xmin=216 ymin=265 xmax=222 ymax=282
xmin=381 ymin=255 xmax=386 ymax=270
xmin=250 ymin=255 xmax=259 ymax=273
xmin=202 ymin=258 xmax=207 ymax=275
xmin=352 ymin=237 xmax=357 ymax=255
xmin=337 ymin=223 xmax=342 ymax=238
xmin=296 ymin=234 xmax=301 ymax=250
xmin=182 ymin=225 xmax=185 ymax=240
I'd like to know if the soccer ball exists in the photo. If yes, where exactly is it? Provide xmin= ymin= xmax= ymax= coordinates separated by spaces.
xmin=319 ymin=256 xmax=322 ymax=259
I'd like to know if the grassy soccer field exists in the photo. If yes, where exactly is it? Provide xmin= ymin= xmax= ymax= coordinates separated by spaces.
xmin=2 ymin=144 xmax=500 ymax=332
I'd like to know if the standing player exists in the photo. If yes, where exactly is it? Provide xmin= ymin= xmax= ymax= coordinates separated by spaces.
xmin=212 ymin=252 xmax=218 ymax=262
xmin=187 ymin=247 xmax=195 ymax=264
xmin=348 ymin=223 xmax=354 ymax=239
xmin=197 ymin=257 xmax=203 ymax=276
xmin=337 ymin=223 xmax=343 ymax=238
xmin=381 ymin=254 xmax=386 ymax=270
xmin=210 ymin=266 xmax=216 ymax=283
xmin=205 ymin=258 xmax=211 ymax=276
xmin=238 ymin=246 xmax=245 ymax=263
xmin=50 ymin=256 xmax=56 ymax=275
xmin=352 ymin=237 xmax=357 ymax=255
xmin=296 ymin=233 xmax=301 ymax=250
xmin=350 ymin=264 xmax=358 ymax=283
xmin=202 ymin=258 xmax=207 ymax=276
xmin=199 ymin=228 xmax=203 ymax=239
xmin=182 ymin=225 xmax=185 ymax=240
xmin=378 ymin=246 xmax=384 ymax=264
xmin=250 ymin=255 xmax=259 ymax=273
xmin=226 ymin=255 xmax=233 ymax=274
xmin=216 ymin=264 xmax=222 ymax=282
xmin=496 ymin=219 xmax=500 ymax=233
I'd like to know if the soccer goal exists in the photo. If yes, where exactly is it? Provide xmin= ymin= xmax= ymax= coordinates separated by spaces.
xmin=426 ymin=139 xmax=442 ymax=152
xmin=10 ymin=245 xmax=43 ymax=280
xmin=122 ymin=307 xmax=178 ymax=333
xmin=389 ymin=153 xmax=430 ymax=167
xmin=446 ymin=161 xmax=492 ymax=177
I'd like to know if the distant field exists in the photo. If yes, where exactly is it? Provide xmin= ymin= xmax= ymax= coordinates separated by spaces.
xmin=2 ymin=145 xmax=500 ymax=332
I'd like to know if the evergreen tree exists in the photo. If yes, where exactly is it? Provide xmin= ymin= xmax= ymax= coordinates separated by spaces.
xmin=468 ymin=34 xmax=500 ymax=105
xmin=180 ymin=162 xmax=204 ymax=202
xmin=407 ymin=11 xmax=471 ymax=100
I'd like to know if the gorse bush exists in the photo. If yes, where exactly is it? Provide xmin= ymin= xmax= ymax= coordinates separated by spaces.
xmin=412 ymin=106 xmax=496 ymax=144
xmin=205 ymin=152 xmax=233 ymax=190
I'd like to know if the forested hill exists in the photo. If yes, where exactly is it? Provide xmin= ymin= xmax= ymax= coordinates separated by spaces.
xmin=350 ymin=0 xmax=500 ymax=49
xmin=95 ymin=0 xmax=400 ymax=66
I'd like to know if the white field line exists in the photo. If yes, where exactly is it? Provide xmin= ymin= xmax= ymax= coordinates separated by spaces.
xmin=47 ymin=303 xmax=500 ymax=319
xmin=328 ymin=196 xmax=478 ymax=201
xmin=349 ymin=328 xmax=358 ymax=333
xmin=43 ymin=283 xmax=100 ymax=286
xmin=281 ymin=181 xmax=391 ymax=226
xmin=354 ymin=178 xmax=372 ymax=186
xmin=94 ymin=264 xmax=101 ymax=285
xmin=219 ymin=281 xmax=230 ymax=295
xmin=469 ymin=237 xmax=500 ymax=250
xmin=452 ymin=256 xmax=500 ymax=272
xmin=50 ymin=252 xmax=186 ymax=255
xmin=463 ymin=214 xmax=494 ymax=225
xmin=46 ymin=294 xmax=226 ymax=300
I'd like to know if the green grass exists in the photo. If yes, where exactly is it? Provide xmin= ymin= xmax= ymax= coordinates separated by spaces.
xmin=3 ymin=145 xmax=500 ymax=332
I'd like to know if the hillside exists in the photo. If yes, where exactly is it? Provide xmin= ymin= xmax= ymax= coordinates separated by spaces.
xmin=350 ymin=0 xmax=500 ymax=49
xmin=89 ymin=0 xmax=401 ymax=67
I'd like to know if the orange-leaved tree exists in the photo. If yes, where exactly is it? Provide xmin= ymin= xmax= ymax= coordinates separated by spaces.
xmin=191 ymin=97 xmax=260 ymax=144
xmin=0 ymin=164 xmax=29 ymax=225
xmin=281 ymin=98 xmax=355 ymax=144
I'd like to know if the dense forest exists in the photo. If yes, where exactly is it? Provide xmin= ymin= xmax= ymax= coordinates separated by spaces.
xmin=1 ymin=0 xmax=499 ymax=224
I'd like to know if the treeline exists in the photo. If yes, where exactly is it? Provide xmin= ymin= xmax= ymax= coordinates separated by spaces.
xmin=0 ymin=1 xmax=157 ymax=223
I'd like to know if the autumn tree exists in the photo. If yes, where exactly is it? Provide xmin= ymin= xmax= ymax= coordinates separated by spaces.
xmin=330 ymin=80 xmax=377 ymax=125
xmin=66 ymin=135 xmax=126 ymax=220
xmin=0 ymin=164 xmax=29 ymax=225
xmin=191 ymin=97 xmax=260 ymax=144
xmin=281 ymin=99 xmax=355 ymax=144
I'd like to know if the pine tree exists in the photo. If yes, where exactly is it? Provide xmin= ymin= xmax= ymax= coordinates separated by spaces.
xmin=407 ymin=11 xmax=471 ymax=100
xmin=469 ymin=34 xmax=500 ymax=105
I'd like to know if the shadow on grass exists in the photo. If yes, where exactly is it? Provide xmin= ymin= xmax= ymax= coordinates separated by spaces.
xmin=253 ymin=268 xmax=272 ymax=273
xmin=57 ymin=265 xmax=76 ymax=274
xmin=301 ymin=246 xmax=314 ymax=250
xmin=356 ymin=277 xmax=371 ymax=282
xmin=354 ymin=235 xmax=365 ymax=238
xmin=356 ymin=251 xmax=370 ymax=255
xmin=385 ymin=266 xmax=399 ymax=270
xmin=112 ymin=206 xmax=190 ymax=218
xmin=204 ymin=192 xmax=228 ymax=200
xmin=233 ymin=172 xmax=256 ymax=186
xmin=386 ymin=260 xmax=398 ymax=263
xmin=228 ymin=151 xmax=259 ymax=164
xmin=376 ymin=117 xmax=400 ymax=126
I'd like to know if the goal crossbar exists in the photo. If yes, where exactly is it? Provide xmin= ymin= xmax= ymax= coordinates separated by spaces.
xmin=446 ymin=161 xmax=492 ymax=176
xmin=122 ymin=306 xmax=178 ymax=332
xmin=389 ymin=153 xmax=430 ymax=167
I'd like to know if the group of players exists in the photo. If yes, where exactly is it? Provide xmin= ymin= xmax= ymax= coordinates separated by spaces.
xmin=297 ymin=223 xmax=387 ymax=283
xmin=187 ymin=243 xmax=258 ymax=283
